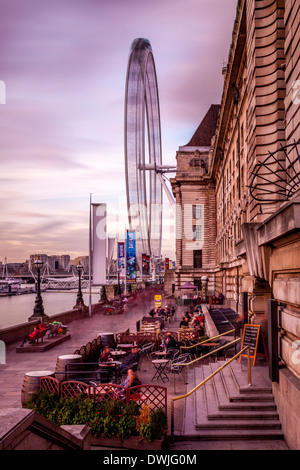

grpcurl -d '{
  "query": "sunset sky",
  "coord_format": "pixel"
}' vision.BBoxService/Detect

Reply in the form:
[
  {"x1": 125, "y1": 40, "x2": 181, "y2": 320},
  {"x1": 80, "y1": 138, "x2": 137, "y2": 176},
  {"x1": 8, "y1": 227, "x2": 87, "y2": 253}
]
[{"x1": 0, "y1": 0, "x2": 237, "y2": 263}]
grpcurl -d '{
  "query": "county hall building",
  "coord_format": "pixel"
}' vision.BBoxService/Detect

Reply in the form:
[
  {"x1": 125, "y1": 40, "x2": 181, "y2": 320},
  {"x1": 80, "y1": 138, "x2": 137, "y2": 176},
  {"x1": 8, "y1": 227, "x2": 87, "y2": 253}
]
[{"x1": 171, "y1": 0, "x2": 300, "y2": 449}]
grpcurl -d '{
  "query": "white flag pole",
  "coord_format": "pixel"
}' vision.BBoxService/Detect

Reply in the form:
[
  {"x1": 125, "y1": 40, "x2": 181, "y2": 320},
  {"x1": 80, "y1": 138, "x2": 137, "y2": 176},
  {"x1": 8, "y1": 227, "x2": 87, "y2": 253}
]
[
  {"x1": 88, "y1": 193, "x2": 92, "y2": 317},
  {"x1": 124, "y1": 227, "x2": 127, "y2": 296}
]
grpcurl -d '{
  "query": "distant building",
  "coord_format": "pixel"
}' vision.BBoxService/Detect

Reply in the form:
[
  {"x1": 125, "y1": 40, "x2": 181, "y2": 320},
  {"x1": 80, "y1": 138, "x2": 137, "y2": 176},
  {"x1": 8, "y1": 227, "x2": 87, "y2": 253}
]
[
  {"x1": 170, "y1": 104, "x2": 220, "y2": 299},
  {"x1": 29, "y1": 254, "x2": 48, "y2": 267},
  {"x1": 70, "y1": 256, "x2": 89, "y2": 273},
  {"x1": 30, "y1": 253, "x2": 70, "y2": 273}
]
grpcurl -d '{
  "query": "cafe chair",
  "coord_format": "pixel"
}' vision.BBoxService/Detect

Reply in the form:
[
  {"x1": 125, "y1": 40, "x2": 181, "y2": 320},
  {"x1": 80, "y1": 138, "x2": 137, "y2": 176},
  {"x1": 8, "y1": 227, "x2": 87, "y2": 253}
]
[
  {"x1": 169, "y1": 355, "x2": 189, "y2": 381},
  {"x1": 209, "y1": 338, "x2": 235, "y2": 362}
]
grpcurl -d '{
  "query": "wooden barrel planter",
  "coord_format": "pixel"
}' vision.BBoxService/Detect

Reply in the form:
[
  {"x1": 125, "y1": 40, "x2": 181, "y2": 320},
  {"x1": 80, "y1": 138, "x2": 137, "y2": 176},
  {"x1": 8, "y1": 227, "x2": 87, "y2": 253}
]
[
  {"x1": 97, "y1": 332, "x2": 116, "y2": 349},
  {"x1": 55, "y1": 354, "x2": 83, "y2": 381},
  {"x1": 21, "y1": 370, "x2": 54, "y2": 408}
]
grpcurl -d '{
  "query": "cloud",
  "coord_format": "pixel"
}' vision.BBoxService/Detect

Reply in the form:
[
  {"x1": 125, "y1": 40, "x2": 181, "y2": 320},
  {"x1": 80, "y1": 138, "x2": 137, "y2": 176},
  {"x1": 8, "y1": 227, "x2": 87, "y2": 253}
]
[{"x1": 0, "y1": 0, "x2": 238, "y2": 261}]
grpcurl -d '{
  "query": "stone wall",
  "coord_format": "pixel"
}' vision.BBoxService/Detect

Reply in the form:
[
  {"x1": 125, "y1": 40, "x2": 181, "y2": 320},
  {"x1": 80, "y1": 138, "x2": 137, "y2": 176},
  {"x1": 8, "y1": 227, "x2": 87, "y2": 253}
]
[
  {"x1": 273, "y1": 368, "x2": 300, "y2": 450},
  {"x1": 0, "y1": 302, "x2": 104, "y2": 346},
  {"x1": 0, "y1": 408, "x2": 91, "y2": 450}
]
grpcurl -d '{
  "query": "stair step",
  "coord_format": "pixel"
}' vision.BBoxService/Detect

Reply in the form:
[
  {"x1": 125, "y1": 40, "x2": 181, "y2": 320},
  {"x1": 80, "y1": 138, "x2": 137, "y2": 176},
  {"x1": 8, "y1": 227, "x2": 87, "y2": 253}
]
[
  {"x1": 207, "y1": 410, "x2": 279, "y2": 420},
  {"x1": 229, "y1": 394, "x2": 274, "y2": 402},
  {"x1": 186, "y1": 359, "x2": 284, "y2": 442},
  {"x1": 219, "y1": 402, "x2": 277, "y2": 411},
  {"x1": 229, "y1": 359, "x2": 272, "y2": 392},
  {"x1": 195, "y1": 420, "x2": 281, "y2": 430},
  {"x1": 174, "y1": 429, "x2": 285, "y2": 441}
]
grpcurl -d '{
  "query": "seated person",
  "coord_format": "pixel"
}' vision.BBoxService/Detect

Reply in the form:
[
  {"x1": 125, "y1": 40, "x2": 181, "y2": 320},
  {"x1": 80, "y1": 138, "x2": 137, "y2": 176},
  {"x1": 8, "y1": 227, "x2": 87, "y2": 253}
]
[
  {"x1": 120, "y1": 368, "x2": 141, "y2": 389},
  {"x1": 180, "y1": 316, "x2": 190, "y2": 328},
  {"x1": 186, "y1": 311, "x2": 192, "y2": 321},
  {"x1": 98, "y1": 346, "x2": 114, "y2": 382},
  {"x1": 20, "y1": 325, "x2": 41, "y2": 347},
  {"x1": 99, "y1": 346, "x2": 112, "y2": 363},
  {"x1": 119, "y1": 346, "x2": 140, "y2": 374},
  {"x1": 163, "y1": 331, "x2": 177, "y2": 350},
  {"x1": 115, "y1": 369, "x2": 142, "y2": 399},
  {"x1": 191, "y1": 315, "x2": 200, "y2": 327}
]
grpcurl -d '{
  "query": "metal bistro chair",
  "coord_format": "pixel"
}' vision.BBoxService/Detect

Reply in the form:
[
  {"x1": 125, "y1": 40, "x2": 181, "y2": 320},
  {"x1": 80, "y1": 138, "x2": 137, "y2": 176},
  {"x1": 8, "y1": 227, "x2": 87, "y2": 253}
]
[
  {"x1": 140, "y1": 343, "x2": 155, "y2": 360},
  {"x1": 169, "y1": 355, "x2": 189, "y2": 381},
  {"x1": 167, "y1": 348, "x2": 180, "y2": 360},
  {"x1": 209, "y1": 338, "x2": 236, "y2": 362},
  {"x1": 177, "y1": 353, "x2": 191, "y2": 362}
]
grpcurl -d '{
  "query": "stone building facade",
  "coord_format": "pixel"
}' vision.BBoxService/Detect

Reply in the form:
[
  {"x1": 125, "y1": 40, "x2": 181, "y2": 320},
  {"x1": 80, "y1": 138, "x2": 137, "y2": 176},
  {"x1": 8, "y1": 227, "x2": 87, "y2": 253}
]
[
  {"x1": 172, "y1": 0, "x2": 300, "y2": 449},
  {"x1": 171, "y1": 105, "x2": 220, "y2": 299}
]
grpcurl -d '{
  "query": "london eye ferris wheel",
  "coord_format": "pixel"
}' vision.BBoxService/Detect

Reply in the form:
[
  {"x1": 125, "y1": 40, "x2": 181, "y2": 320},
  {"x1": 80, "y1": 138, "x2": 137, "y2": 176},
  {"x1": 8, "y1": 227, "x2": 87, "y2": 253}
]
[{"x1": 124, "y1": 38, "x2": 176, "y2": 274}]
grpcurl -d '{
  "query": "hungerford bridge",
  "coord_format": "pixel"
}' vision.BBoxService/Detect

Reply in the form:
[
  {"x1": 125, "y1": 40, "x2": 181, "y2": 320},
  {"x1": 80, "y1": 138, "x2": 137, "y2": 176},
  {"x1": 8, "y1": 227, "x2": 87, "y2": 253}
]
[{"x1": 2, "y1": 274, "x2": 90, "y2": 290}]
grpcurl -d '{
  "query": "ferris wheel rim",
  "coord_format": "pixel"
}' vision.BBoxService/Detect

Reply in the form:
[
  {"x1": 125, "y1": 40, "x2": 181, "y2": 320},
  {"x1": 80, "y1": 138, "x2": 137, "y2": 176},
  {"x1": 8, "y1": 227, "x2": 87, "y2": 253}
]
[{"x1": 124, "y1": 38, "x2": 163, "y2": 261}]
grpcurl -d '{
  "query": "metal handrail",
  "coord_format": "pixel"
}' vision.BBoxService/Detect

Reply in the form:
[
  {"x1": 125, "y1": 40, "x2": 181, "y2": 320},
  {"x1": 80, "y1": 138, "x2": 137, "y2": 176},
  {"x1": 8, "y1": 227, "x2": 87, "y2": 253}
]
[
  {"x1": 170, "y1": 345, "x2": 251, "y2": 439},
  {"x1": 179, "y1": 329, "x2": 237, "y2": 354},
  {"x1": 171, "y1": 337, "x2": 240, "y2": 394},
  {"x1": 175, "y1": 337, "x2": 240, "y2": 368}
]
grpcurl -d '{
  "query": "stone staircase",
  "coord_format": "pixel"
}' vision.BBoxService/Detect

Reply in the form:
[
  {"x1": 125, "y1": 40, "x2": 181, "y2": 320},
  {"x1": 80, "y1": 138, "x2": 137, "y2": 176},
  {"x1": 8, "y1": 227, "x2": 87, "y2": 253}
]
[{"x1": 179, "y1": 358, "x2": 284, "y2": 441}]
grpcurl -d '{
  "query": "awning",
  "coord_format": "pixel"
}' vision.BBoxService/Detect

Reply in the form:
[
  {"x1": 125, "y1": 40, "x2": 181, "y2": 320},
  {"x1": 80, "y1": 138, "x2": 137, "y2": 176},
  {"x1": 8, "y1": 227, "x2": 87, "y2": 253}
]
[{"x1": 178, "y1": 282, "x2": 198, "y2": 290}]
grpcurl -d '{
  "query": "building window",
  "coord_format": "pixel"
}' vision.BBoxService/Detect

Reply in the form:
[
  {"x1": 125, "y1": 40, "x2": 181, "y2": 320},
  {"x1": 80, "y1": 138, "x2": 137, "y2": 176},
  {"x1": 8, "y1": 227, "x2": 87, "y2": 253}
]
[
  {"x1": 193, "y1": 204, "x2": 204, "y2": 219},
  {"x1": 194, "y1": 278, "x2": 202, "y2": 290},
  {"x1": 193, "y1": 225, "x2": 203, "y2": 241},
  {"x1": 194, "y1": 250, "x2": 202, "y2": 269}
]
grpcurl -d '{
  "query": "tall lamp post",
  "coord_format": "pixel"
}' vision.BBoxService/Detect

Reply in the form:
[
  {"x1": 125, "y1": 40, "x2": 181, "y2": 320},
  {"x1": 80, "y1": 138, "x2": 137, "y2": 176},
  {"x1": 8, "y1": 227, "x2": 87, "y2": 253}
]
[
  {"x1": 116, "y1": 265, "x2": 123, "y2": 296},
  {"x1": 201, "y1": 276, "x2": 209, "y2": 303},
  {"x1": 28, "y1": 258, "x2": 49, "y2": 322},
  {"x1": 74, "y1": 263, "x2": 85, "y2": 309}
]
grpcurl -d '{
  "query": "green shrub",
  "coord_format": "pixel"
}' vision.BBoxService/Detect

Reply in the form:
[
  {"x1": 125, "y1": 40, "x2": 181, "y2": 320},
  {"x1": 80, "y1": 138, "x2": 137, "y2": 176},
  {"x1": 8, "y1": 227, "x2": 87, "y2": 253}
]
[
  {"x1": 149, "y1": 408, "x2": 168, "y2": 440},
  {"x1": 117, "y1": 401, "x2": 140, "y2": 439},
  {"x1": 26, "y1": 389, "x2": 60, "y2": 418},
  {"x1": 26, "y1": 390, "x2": 167, "y2": 440}
]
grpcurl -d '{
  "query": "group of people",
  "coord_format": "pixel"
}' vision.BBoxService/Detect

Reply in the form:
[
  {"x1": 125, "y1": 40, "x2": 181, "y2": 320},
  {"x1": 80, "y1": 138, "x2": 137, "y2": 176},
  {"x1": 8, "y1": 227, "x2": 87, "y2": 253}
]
[
  {"x1": 211, "y1": 293, "x2": 225, "y2": 305},
  {"x1": 98, "y1": 344, "x2": 142, "y2": 384},
  {"x1": 149, "y1": 305, "x2": 175, "y2": 321},
  {"x1": 179, "y1": 307, "x2": 205, "y2": 331},
  {"x1": 19, "y1": 321, "x2": 48, "y2": 347}
]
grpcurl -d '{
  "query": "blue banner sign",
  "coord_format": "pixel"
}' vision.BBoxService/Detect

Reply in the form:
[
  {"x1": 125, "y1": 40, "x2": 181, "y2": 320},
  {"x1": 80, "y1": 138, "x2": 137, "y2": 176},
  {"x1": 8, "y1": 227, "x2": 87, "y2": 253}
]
[{"x1": 126, "y1": 230, "x2": 136, "y2": 282}]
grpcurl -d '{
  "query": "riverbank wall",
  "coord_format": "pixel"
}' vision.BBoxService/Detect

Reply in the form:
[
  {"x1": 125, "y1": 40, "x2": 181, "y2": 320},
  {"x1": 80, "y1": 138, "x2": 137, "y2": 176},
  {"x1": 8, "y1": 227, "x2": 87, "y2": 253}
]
[{"x1": 0, "y1": 302, "x2": 105, "y2": 346}]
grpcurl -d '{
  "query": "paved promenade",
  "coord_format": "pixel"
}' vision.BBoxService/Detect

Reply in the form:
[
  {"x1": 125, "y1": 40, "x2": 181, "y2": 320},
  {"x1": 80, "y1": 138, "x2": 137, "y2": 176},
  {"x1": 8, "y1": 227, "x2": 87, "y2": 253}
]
[
  {"x1": 0, "y1": 292, "x2": 290, "y2": 450},
  {"x1": 0, "y1": 292, "x2": 165, "y2": 409}
]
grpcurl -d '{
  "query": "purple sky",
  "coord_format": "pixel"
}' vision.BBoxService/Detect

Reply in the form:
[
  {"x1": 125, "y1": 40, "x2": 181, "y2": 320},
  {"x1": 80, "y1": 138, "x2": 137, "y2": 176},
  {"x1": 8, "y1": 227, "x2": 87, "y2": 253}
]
[{"x1": 0, "y1": 0, "x2": 237, "y2": 263}]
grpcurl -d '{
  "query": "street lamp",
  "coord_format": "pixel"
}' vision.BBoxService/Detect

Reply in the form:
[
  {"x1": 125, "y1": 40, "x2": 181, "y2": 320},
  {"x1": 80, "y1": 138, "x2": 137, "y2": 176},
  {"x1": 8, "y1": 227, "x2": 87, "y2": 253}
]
[
  {"x1": 74, "y1": 263, "x2": 85, "y2": 309},
  {"x1": 116, "y1": 264, "x2": 123, "y2": 296},
  {"x1": 28, "y1": 258, "x2": 49, "y2": 321},
  {"x1": 201, "y1": 276, "x2": 209, "y2": 302}
]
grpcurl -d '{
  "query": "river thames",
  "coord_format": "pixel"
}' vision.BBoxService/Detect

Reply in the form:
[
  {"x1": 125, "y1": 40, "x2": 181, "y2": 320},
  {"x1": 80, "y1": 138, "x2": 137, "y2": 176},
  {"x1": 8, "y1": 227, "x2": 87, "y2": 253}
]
[{"x1": 0, "y1": 290, "x2": 101, "y2": 329}]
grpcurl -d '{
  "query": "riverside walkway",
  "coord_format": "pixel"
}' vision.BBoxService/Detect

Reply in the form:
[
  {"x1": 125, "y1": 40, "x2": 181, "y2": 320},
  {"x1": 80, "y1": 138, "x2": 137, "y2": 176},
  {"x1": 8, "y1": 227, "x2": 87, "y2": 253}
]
[
  {"x1": 0, "y1": 291, "x2": 166, "y2": 409},
  {"x1": 0, "y1": 291, "x2": 289, "y2": 450}
]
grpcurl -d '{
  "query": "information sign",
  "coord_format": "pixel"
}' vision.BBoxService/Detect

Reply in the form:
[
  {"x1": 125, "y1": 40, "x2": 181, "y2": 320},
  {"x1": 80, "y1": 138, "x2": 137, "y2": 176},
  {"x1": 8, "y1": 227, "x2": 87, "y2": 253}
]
[
  {"x1": 154, "y1": 295, "x2": 162, "y2": 309},
  {"x1": 239, "y1": 324, "x2": 260, "y2": 366}
]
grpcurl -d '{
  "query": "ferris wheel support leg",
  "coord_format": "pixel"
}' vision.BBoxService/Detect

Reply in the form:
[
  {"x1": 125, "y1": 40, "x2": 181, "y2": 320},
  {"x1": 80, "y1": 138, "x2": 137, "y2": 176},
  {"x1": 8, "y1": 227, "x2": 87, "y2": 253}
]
[{"x1": 157, "y1": 173, "x2": 176, "y2": 214}]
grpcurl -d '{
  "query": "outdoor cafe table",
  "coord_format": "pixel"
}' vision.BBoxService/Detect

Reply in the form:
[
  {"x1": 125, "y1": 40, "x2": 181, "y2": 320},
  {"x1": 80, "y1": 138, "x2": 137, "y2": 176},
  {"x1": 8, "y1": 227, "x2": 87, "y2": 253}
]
[
  {"x1": 151, "y1": 359, "x2": 169, "y2": 383},
  {"x1": 117, "y1": 344, "x2": 134, "y2": 350},
  {"x1": 98, "y1": 361, "x2": 121, "y2": 383},
  {"x1": 110, "y1": 350, "x2": 126, "y2": 358},
  {"x1": 153, "y1": 350, "x2": 170, "y2": 358}
]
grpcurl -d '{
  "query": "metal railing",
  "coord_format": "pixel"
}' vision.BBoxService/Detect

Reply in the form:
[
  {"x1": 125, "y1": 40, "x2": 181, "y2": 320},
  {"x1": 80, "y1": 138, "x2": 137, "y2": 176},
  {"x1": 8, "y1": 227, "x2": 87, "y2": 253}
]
[
  {"x1": 172, "y1": 335, "x2": 240, "y2": 394},
  {"x1": 170, "y1": 345, "x2": 251, "y2": 439},
  {"x1": 179, "y1": 329, "x2": 237, "y2": 355}
]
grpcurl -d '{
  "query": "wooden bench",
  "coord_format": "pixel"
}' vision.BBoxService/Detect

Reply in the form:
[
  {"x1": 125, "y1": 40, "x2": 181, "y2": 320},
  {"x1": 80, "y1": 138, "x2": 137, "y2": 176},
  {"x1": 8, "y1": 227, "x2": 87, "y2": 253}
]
[
  {"x1": 47, "y1": 323, "x2": 61, "y2": 338},
  {"x1": 16, "y1": 332, "x2": 71, "y2": 353}
]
